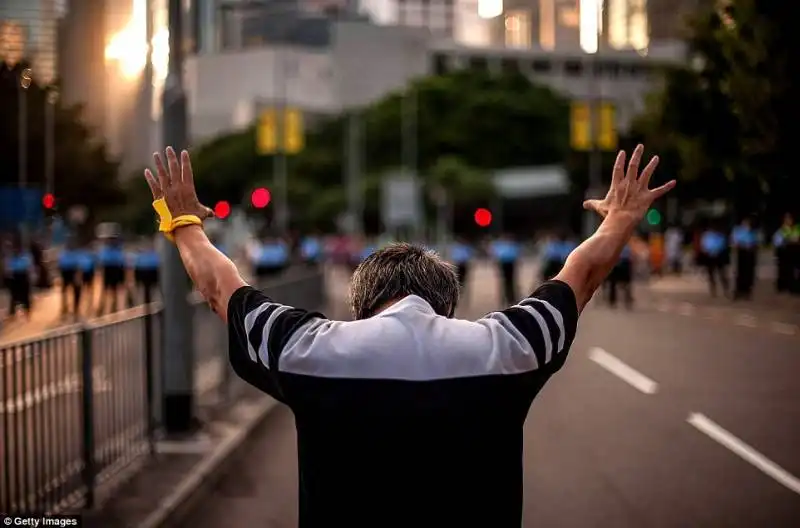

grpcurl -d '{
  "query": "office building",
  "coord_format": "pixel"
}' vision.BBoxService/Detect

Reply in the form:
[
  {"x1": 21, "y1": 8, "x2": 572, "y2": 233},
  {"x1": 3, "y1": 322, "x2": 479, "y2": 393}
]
[{"x1": 0, "y1": 0, "x2": 64, "y2": 84}]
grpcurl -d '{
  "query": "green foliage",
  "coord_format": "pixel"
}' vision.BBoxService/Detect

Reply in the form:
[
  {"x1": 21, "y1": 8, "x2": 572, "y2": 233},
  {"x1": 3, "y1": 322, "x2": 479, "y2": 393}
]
[
  {"x1": 0, "y1": 62, "x2": 124, "y2": 223},
  {"x1": 631, "y1": 1, "x2": 796, "y2": 221},
  {"x1": 184, "y1": 69, "x2": 569, "y2": 232}
]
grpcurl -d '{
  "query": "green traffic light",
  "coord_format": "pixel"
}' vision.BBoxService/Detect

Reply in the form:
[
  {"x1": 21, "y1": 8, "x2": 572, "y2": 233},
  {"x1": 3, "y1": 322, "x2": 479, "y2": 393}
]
[{"x1": 646, "y1": 209, "x2": 661, "y2": 226}]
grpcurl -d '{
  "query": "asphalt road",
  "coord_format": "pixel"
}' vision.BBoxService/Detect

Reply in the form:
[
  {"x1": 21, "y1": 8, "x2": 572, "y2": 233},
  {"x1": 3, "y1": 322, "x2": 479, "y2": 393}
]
[{"x1": 183, "y1": 261, "x2": 800, "y2": 527}]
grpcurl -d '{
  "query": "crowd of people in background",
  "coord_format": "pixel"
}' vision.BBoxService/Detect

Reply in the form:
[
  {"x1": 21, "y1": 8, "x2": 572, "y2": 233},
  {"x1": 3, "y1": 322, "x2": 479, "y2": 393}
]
[{"x1": 1, "y1": 212, "x2": 797, "y2": 325}]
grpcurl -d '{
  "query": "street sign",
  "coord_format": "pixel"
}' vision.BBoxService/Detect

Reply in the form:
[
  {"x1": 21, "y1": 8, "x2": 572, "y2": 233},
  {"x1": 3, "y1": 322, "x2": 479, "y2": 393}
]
[
  {"x1": 257, "y1": 107, "x2": 304, "y2": 155},
  {"x1": 381, "y1": 172, "x2": 422, "y2": 230},
  {"x1": 570, "y1": 101, "x2": 617, "y2": 151}
]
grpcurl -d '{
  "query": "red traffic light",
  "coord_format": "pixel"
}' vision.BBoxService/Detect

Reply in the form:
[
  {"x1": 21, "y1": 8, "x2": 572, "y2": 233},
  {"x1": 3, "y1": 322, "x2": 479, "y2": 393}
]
[
  {"x1": 251, "y1": 187, "x2": 271, "y2": 209},
  {"x1": 214, "y1": 200, "x2": 231, "y2": 219},
  {"x1": 42, "y1": 193, "x2": 55, "y2": 209},
  {"x1": 474, "y1": 208, "x2": 492, "y2": 227}
]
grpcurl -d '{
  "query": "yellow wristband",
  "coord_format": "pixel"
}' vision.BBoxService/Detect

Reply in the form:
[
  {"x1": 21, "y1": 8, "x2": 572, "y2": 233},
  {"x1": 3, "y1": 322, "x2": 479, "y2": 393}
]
[{"x1": 152, "y1": 198, "x2": 204, "y2": 242}]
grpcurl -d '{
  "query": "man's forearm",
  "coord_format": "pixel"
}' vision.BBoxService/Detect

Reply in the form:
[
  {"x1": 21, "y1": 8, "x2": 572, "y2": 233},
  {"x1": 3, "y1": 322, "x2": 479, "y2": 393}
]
[
  {"x1": 172, "y1": 226, "x2": 246, "y2": 320},
  {"x1": 558, "y1": 212, "x2": 638, "y2": 309}
]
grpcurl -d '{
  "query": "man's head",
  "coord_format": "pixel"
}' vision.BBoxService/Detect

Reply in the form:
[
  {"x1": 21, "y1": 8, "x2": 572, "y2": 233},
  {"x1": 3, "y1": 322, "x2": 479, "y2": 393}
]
[
  {"x1": 784, "y1": 213, "x2": 794, "y2": 226},
  {"x1": 349, "y1": 243, "x2": 459, "y2": 320}
]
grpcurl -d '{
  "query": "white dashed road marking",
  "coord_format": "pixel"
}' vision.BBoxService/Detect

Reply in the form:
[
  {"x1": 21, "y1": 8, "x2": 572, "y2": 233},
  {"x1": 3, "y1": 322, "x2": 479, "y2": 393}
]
[
  {"x1": 588, "y1": 347, "x2": 659, "y2": 395},
  {"x1": 688, "y1": 413, "x2": 800, "y2": 496},
  {"x1": 769, "y1": 322, "x2": 798, "y2": 336}
]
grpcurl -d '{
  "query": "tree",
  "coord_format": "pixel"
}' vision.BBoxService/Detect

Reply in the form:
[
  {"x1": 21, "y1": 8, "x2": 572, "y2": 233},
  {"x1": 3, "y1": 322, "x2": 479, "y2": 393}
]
[
  {"x1": 631, "y1": 1, "x2": 796, "y2": 223},
  {"x1": 716, "y1": 0, "x2": 799, "y2": 221},
  {"x1": 181, "y1": 69, "x2": 569, "y2": 233},
  {"x1": 0, "y1": 62, "x2": 124, "y2": 226}
]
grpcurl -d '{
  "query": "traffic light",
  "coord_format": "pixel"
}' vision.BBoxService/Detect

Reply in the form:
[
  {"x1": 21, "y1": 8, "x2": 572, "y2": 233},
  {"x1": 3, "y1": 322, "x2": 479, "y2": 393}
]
[
  {"x1": 214, "y1": 200, "x2": 231, "y2": 220},
  {"x1": 474, "y1": 208, "x2": 492, "y2": 228},
  {"x1": 251, "y1": 187, "x2": 271, "y2": 209},
  {"x1": 42, "y1": 193, "x2": 55, "y2": 209},
  {"x1": 646, "y1": 208, "x2": 661, "y2": 226}
]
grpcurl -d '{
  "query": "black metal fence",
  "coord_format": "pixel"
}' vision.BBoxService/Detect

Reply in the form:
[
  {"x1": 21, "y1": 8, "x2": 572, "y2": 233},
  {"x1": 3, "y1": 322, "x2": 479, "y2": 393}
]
[{"x1": 0, "y1": 269, "x2": 326, "y2": 515}]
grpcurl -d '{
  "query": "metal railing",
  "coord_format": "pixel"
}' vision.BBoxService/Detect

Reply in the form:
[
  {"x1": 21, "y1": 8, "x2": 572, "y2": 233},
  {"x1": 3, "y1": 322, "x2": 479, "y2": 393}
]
[{"x1": 0, "y1": 269, "x2": 326, "y2": 515}]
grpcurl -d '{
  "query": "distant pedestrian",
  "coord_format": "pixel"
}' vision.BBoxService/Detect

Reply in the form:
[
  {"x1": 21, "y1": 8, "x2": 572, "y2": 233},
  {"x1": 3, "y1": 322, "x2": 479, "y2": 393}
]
[
  {"x1": 490, "y1": 234, "x2": 520, "y2": 305},
  {"x1": 57, "y1": 238, "x2": 82, "y2": 316},
  {"x1": 773, "y1": 213, "x2": 799, "y2": 294},
  {"x1": 664, "y1": 225, "x2": 684, "y2": 275},
  {"x1": 731, "y1": 217, "x2": 759, "y2": 300},
  {"x1": 133, "y1": 238, "x2": 160, "y2": 305},
  {"x1": 98, "y1": 236, "x2": 127, "y2": 314},
  {"x1": 76, "y1": 243, "x2": 97, "y2": 315},
  {"x1": 5, "y1": 237, "x2": 33, "y2": 319},
  {"x1": 700, "y1": 224, "x2": 729, "y2": 297},
  {"x1": 449, "y1": 238, "x2": 473, "y2": 291},
  {"x1": 606, "y1": 244, "x2": 634, "y2": 309}
]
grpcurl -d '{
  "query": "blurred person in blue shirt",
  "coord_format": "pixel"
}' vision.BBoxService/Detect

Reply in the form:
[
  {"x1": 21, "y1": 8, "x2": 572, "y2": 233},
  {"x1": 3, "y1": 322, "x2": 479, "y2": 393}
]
[
  {"x1": 133, "y1": 237, "x2": 160, "y2": 305},
  {"x1": 76, "y1": 243, "x2": 97, "y2": 315},
  {"x1": 4, "y1": 236, "x2": 34, "y2": 319},
  {"x1": 450, "y1": 239, "x2": 474, "y2": 291},
  {"x1": 301, "y1": 234, "x2": 323, "y2": 267},
  {"x1": 606, "y1": 244, "x2": 634, "y2": 309},
  {"x1": 540, "y1": 231, "x2": 575, "y2": 283},
  {"x1": 490, "y1": 234, "x2": 521, "y2": 306},
  {"x1": 700, "y1": 223, "x2": 730, "y2": 297},
  {"x1": 252, "y1": 236, "x2": 289, "y2": 280},
  {"x1": 98, "y1": 236, "x2": 128, "y2": 314},
  {"x1": 731, "y1": 216, "x2": 759, "y2": 300},
  {"x1": 58, "y1": 237, "x2": 83, "y2": 316}
]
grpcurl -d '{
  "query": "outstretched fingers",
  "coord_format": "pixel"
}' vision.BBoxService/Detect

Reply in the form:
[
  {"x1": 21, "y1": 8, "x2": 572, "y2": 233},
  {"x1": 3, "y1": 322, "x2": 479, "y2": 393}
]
[
  {"x1": 611, "y1": 150, "x2": 626, "y2": 186},
  {"x1": 180, "y1": 150, "x2": 195, "y2": 185},
  {"x1": 143, "y1": 169, "x2": 163, "y2": 200},
  {"x1": 649, "y1": 180, "x2": 677, "y2": 201},
  {"x1": 166, "y1": 147, "x2": 181, "y2": 183},
  {"x1": 637, "y1": 155, "x2": 660, "y2": 190},
  {"x1": 153, "y1": 151, "x2": 170, "y2": 191}
]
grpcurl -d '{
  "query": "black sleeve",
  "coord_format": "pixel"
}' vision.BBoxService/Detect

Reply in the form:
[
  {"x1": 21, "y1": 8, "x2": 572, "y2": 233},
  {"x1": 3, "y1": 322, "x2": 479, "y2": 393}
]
[
  {"x1": 226, "y1": 285, "x2": 324, "y2": 404},
  {"x1": 494, "y1": 280, "x2": 579, "y2": 377}
]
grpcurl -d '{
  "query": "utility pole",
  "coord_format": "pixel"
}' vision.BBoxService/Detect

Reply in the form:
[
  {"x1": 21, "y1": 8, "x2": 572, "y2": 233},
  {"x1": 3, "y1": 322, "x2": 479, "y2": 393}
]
[
  {"x1": 19, "y1": 68, "x2": 30, "y2": 244},
  {"x1": 161, "y1": 0, "x2": 197, "y2": 435},
  {"x1": 345, "y1": 111, "x2": 364, "y2": 237},
  {"x1": 583, "y1": 22, "x2": 603, "y2": 239},
  {"x1": 273, "y1": 50, "x2": 289, "y2": 236},
  {"x1": 401, "y1": 56, "x2": 420, "y2": 240}
]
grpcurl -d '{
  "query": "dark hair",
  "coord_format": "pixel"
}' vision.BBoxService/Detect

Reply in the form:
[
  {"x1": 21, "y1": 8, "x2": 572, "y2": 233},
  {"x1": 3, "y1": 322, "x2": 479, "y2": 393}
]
[{"x1": 348, "y1": 243, "x2": 459, "y2": 320}]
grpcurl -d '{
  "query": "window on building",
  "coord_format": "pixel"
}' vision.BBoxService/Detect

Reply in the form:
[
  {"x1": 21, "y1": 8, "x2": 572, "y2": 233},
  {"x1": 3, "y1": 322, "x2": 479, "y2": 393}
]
[
  {"x1": 468, "y1": 56, "x2": 489, "y2": 72},
  {"x1": 433, "y1": 53, "x2": 448, "y2": 75},
  {"x1": 559, "y1": 6, "x2": 579, "y2": 28},
  {"x1": 531, "y1": 59, "x2": 552, "y2": 73},
  {"x1": 501, "y1": 58, "x2": 520, "y2": 74},
  {"x1": 504, "y1": 10, "x2": 531, "y2": 49},
  {"x1": 564, "y1": 60, "x2": 584, "y2": 76}
]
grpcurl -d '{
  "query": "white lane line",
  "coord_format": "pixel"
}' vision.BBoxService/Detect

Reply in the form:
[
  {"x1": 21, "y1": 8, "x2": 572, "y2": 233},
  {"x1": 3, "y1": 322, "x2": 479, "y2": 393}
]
[
  {"x1": 769, "y1": 322, "x2": 798, "y2": 336},
  {"x1": 588, "y1": 347, "x2": 658, "y2": 395},
  {"x1": 734, "y1": 314, "x2": 758, "y2": 328},
  {"x1": 688, "y1": 413, "x2": 800, "y2": 495}
]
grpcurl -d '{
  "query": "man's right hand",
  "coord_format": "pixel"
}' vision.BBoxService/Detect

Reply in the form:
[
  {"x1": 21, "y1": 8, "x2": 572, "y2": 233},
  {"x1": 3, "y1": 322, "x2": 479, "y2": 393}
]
[{"x1": 582, "y1": 144, "x2": 675, "y2": 222}]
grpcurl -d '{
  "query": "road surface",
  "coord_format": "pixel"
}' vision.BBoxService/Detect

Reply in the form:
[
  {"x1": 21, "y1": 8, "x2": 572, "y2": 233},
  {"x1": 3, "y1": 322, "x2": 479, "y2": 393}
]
[{"x1": 183, "y1": 261, "x2": 800, "y2": 527}]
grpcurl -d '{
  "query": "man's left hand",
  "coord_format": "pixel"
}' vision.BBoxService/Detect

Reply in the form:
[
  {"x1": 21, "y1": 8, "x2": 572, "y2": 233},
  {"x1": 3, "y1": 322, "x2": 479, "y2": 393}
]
[{"x1": 144, "y1": 147, "x2": 213, "y2": 221}]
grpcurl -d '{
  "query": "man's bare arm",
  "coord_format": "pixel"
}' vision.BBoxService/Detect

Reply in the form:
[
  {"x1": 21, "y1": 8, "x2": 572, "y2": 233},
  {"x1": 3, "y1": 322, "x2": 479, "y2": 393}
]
[
  {"x1": 173, "y1": 225, "x2": 246, "y2": 322},
  {"x1": 554, "y1": 212, "x2": 637, "y2": 311}
]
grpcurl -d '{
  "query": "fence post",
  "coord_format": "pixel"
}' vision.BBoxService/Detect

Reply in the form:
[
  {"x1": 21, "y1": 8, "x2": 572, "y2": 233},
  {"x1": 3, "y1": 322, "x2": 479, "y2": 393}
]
[
  {"x1": 79, "y1": 325, "x2": 96, "y2": 509},
  {"x1": 143, "y1": 305, "x2": 156, "y2": 455}
]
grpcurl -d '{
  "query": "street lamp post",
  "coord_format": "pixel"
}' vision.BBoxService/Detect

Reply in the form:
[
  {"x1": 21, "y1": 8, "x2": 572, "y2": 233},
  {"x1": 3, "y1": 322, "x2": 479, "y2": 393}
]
[
  {"x1": 19, "y1": 68, "x2": 32, "y2": 244},
  {"x1": 45, "y1": 86, "x2": 58, "y2": 197}
]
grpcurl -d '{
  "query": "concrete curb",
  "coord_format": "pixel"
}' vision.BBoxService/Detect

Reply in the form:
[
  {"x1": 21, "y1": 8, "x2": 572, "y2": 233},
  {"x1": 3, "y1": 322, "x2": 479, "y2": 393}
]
[{"x1": 136, "y1": 397, "x2": 281, "y2": 528}]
